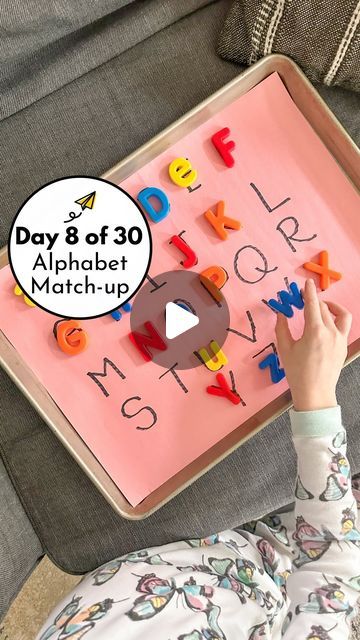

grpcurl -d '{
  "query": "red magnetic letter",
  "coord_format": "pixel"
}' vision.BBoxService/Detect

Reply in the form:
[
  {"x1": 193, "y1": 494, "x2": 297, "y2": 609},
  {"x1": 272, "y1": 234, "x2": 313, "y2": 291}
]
[
  {"x1": 206, "y1": 373, "x2": 241, "y2": 405},
  {"x1": 170, "y1": 233, "x2": 198, "y2": 268},
  {"x1": 129, "y1": 321, "x2": 167, "y2": 362},
  {"x1": 211, "y1": 127, "x2": 236, "y2": 168}
]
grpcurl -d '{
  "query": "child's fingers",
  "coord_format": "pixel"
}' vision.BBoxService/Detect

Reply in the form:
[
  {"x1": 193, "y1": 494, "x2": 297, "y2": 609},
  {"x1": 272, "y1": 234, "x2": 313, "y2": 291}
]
[
  {"x1": 319, "y1": 300, "x2": 335, "y2": 330},
  {"x1": 303, "y1": 278, "x2": 322, "y2": 330},
  {"x1": 275, "y1": 312, "x2": 294, "y2": 351},
  {"x1": 323, "y1": 300, "x2": 352, "y2": 337}
]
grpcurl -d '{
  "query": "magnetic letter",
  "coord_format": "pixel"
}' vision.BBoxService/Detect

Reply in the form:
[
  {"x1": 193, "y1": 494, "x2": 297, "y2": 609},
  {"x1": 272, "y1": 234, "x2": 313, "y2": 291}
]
[
  {"x1": 303, "y1": 250, "x2": 342, "y2": 290},
  {"x1": 211, "y1": 127, "x2": 235, "y2": 168},
  {"x1": 259, "y1": 353, "x2": 285, "y2": 384},
  {"x1": 204, "y1": 201, "x2": 241, "y2": 240},
  {"x1": 267, "y1": 282, "x2": 304, "y2": 318},
  {"x1": 196, "y1": 340, "x2": 228, "y2": 371},
  {"x1": 111, "y1": 302, "x2": 132, "y2": 321},
  {"x1": 56, "y1": 320, "x2": 89, "y2": 355},
  {"x1": 200, "y1": 266, "x2": 228, "y2": 290},
  {"x1": 170, "y1": 232, "x2": 198, "y2": 268},
  {"x1": 137, "y1": 187, "x2": 170, "y2": 223},
  {"x1": 206, "y1": 372, "x2": 242, "y2": 405},
  {"x1": 129, "y1": 321, "x2": 167, "y2": 362},
  {"x1": 169, "y1": 158, "x2": 197, "y2": 188},
  {"x1": 199, "y1": 275, "x2": 224, "y2": 304},
  {"x1": 13, "y1": 284, "x2": 36, "y2": 307}
]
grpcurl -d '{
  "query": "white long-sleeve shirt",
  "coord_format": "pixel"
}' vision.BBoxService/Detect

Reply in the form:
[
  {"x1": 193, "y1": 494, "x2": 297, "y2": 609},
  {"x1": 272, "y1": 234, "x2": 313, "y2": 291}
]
[{"x1": 37, "y1": 407, "x2": 360, "y2": 640}]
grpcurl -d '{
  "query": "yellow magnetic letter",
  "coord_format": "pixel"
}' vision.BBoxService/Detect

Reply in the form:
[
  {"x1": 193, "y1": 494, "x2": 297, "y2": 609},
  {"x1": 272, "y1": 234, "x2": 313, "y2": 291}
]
[
  {"x1": 14, "y1": 284, "x2": 36, "y2": 307},
  {"x1": 169, "y1": 157, "x2": 197, "y2": 188},
  {"x1": 197, "y1": 340, "x2": 228, "y2": 371}
]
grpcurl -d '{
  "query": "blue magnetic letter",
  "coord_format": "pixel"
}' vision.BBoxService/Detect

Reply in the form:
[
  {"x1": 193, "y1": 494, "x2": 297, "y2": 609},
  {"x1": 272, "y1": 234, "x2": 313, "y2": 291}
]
[
  {"x1": 259, "y1": 353, "x2": 285, "y2": 384},
  {"x1": 111, "y1": 302, "x2": 132, "y2": 321},
  {"x1": 267, "y1": 282, "x2": 304, "y2": 318},
  {"x1": 137, "y1": 187, "x2": 170, "y2": 223}
]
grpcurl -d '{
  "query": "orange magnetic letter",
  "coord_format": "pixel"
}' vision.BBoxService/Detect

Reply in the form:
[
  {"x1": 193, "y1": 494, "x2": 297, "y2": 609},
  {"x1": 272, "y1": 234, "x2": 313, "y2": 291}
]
[
  {"x1": 204, "y1": 201, "x2": 241, "y2": 240},
  {"x1": 303, "y1": 250, "x2": 342, "y2": 290},
  {"x1": 56, "y1": 320, "x2": 89, "y2": 355},
  {"x1": 200, "y1": 266, "x2": 228, "y2": 290}
]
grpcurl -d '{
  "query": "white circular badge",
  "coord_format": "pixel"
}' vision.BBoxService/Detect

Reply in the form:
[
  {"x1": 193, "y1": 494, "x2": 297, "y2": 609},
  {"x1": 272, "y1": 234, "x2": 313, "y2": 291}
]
[{"x1": 9, "y1": 176, "x2": 152, "y2": 319}]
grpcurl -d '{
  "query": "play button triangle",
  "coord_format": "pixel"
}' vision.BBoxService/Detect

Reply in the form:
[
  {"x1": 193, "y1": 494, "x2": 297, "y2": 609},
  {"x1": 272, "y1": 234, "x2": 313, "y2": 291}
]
[{"x1": 165, "y1": 302, "x2": 199, "y2": 340}]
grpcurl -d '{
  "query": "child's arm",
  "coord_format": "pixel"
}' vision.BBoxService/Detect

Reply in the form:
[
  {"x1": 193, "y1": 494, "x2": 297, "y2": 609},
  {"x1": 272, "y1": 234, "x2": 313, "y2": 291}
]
[{"x1": 276, "y1": 279, "x2": 359, "y2": 639}]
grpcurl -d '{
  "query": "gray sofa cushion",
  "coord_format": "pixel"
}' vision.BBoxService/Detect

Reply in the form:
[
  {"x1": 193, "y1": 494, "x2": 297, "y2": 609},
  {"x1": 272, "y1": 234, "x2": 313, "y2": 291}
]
[
  {"x1": 0, "y1": 456, "x2": 43, "y2": 620},
  {"x1": 217, "y1": 0, "x2": 360, "y2": 92},
  {"x1": 0, "y1": 0, "x2": 214, "y2": 120},
  {"x1": 0, "y1": 0, "x2": 359, "y2": 574}
]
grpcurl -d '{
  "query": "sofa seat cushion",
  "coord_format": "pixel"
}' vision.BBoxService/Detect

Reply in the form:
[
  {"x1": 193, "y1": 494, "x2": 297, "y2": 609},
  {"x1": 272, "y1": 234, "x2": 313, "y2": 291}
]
[
  {"x1": 0, "y1": 0, "x2": 215, "y2": 120},
  {"x1": 0, "y1": 456, "x2": 43, "y2": 620}
]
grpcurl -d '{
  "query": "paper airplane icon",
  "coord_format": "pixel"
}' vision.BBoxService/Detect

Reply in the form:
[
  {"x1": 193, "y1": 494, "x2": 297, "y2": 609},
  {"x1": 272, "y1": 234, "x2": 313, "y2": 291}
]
[
  {"x1": 165, "y1": 301, "x2": 199, "y2": 340},
  {"x1": 75, "y1": 191, "x2": 96, "y2": 210}
]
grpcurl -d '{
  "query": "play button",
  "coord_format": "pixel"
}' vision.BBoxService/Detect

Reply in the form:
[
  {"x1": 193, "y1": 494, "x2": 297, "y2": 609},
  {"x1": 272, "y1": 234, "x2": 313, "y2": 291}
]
[
  {"x1": 165, "y1": 302, "x2": 199, "y2": 339},
  {"x1": 130, "y1": 270, "x2": 230, "y2": 370}
]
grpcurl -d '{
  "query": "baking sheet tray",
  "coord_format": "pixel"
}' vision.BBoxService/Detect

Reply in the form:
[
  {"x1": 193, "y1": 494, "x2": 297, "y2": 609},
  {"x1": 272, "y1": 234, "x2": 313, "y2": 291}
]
[{"x1": 1, "y1": 54, "x2": 359, "y2": 519}]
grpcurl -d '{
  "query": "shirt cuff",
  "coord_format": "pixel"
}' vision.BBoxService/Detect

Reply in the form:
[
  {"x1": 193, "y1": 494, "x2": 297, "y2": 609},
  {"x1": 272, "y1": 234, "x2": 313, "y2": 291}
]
[{"x1": 290, "y1": 405, "x2": 342, "y2": 438}]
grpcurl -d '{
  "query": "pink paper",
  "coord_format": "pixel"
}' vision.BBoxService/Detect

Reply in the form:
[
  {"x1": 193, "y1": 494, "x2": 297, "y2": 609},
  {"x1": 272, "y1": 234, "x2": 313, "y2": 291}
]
[{"x1": 1, "y1": 73, "x2": 359, "y2": 506}]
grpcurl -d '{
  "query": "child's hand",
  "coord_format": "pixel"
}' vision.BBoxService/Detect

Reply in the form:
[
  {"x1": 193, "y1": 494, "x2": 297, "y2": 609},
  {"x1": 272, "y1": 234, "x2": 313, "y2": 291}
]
[{"x1": 275, "y1": 278, "x2": 352, "y2": 412}]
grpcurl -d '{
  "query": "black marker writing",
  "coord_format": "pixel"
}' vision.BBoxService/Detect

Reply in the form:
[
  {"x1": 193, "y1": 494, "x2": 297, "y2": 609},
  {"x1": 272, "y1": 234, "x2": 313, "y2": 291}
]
[
  {"x1": 87, "y1": 357, "x2": 126, "y2": 398},
  {"x1": 234, "y1": 245, "x2": 278, "y2": 284},
  {"x1": 187, "y1": 183, "x2": 202, "y2": 193},
  {"x1": 227, "y1": 310, "x2": 257, "y2": 343},
  {"x1": 252, "y1": 342, "x2": 279, "y2": 359},
  {"x1": 276, "y1": 216, "x2": 317, "y2": 253},
  {"x1": 229, "y1": 370, "x2": 246, "y2": 406},
  {"x1": 173, "y1": 298, "x2": 197, "y2": 316},
  {"x1": 159, "y1": 363, "x2": 188, "y2": 394},
  {"x1": 121, "y1": 396, "x2": 157, "y2": 430},
  {"x1": 250, "y1": 183, "x2": 290, "y2": 213},
  {"x1": 146, "y1": 274, "x2": 167, "y2": 293}
]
